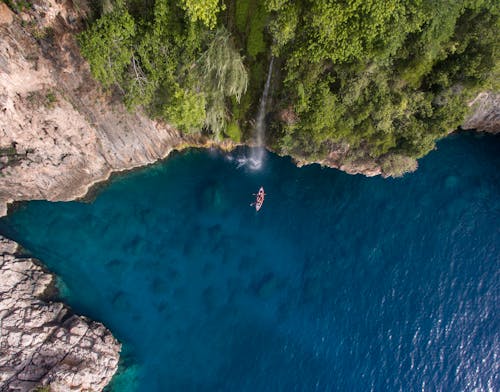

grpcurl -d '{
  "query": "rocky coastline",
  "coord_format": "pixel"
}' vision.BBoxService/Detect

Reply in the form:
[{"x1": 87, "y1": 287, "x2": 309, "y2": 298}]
[
  {"x1": 286, "y1": 91, "x2": 500, "y2": 178},
  {"x1": 0, "y1": 0, "x2": 498, "y2": 391},
  {"x1": 0, "y1": 236, "x2": 120, "y2": 391},
  {"x1": 463, "y1": 92, "x2": 500, "y2": 134}
]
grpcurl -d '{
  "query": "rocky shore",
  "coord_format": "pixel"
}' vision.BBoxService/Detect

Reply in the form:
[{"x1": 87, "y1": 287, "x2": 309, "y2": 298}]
[
  {"x1": 0, "y1": 236, "x2": 120, "y2": 391},
  {"x1": 290, "y1": 92, "x2": 500, "y2": 178},
  {"x1": 463, "y1": 92, "x2": 500, "y2": 134},
  {"x1": 0, "y1": 0, "x2": 498, "y2": 390}
]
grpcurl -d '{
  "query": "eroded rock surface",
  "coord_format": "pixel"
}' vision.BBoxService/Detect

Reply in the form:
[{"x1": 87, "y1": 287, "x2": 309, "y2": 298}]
[
  {"x1": 0, "y1": 236, "x2": 120, "y2": 391},
  {"x1": 0, "y1": 0, "x2": 183, "y2": 217},
  {"x1": 463, "y1": 92, "x2": 500, "y2": 133}
]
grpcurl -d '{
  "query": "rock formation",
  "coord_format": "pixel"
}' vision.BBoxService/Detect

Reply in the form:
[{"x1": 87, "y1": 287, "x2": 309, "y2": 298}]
[
  {"x1": 0, "y1": 236, "x2": 120, "y2": 391},
  {"x1": 463, "y1": 92, "x2": 500, "y2": 133},
  {"x1": 0, "y1": 0, "x2": 184, "y2": 217}
]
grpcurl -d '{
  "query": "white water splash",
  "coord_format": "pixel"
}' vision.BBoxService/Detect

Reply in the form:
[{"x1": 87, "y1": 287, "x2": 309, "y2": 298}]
[{"x1": 225, "y1": 154, "x2": 263, "y2": 171}]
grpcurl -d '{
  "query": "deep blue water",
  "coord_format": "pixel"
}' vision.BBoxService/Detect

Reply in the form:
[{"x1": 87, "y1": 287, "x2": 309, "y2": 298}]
[{"x1": 1, "y1": 132, "x2": 499, "y2": 391}]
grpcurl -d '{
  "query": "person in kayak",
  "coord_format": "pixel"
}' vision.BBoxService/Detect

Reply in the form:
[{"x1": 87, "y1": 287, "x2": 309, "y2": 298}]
[{"x1": 251, "y1": 187, "x2": 266, "y2": 211}]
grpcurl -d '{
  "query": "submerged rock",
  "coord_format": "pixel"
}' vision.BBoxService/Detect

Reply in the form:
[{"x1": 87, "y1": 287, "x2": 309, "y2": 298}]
[{"x1": 0, "y1": 236, "x2": 120, "y2": 391}]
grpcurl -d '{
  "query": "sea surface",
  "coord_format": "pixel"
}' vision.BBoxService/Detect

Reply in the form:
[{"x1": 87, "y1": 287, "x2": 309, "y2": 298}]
[{"x1": 1, "y1": 132, "x2": 499, "y2": 391}]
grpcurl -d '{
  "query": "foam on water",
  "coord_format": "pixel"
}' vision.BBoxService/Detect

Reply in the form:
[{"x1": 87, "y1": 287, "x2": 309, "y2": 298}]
[
  {"x1": 226, "y1": 148, "x2": 267, "y2": 171},
  {"x1": 0, "y1": 132, "x2": 499, "y2": 391}
]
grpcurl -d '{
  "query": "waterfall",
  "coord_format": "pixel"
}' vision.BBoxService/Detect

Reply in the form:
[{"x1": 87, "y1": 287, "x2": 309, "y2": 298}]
[{"x1": 248, "y1": 57, "x2": 274, "y2": 170}]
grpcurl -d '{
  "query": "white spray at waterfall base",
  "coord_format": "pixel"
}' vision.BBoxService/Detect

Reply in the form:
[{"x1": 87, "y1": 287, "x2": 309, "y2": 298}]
[{"x1": 243, "y1": 57, "x2": 274, "y2": 170}]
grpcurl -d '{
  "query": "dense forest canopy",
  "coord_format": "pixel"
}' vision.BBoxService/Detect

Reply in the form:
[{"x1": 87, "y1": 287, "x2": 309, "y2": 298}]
[{"x1": 78, "y1": 0, "x2": 499, "y2": 175}]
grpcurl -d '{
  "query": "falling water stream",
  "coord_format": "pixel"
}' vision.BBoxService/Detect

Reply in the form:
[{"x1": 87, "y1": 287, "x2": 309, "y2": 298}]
[{"x1": 247, "y1": 57, "x2": 274, "y2": 170}]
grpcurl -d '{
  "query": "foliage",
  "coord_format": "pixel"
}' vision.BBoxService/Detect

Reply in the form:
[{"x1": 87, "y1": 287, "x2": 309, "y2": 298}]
[
  {"x1": 235, "y1": 0, "x2": 250, "y2": 33},
  {"x1": 180, "y1": 0, "x2": 224, "y2": 29},
  {"x1": 32, "y1": 386, "x2": 51, "y2": 392},
  {"x1": 196, "y1": 28, "x2": 248, "y2": 102},
  {"x1": 267, "y1": 2, "x2": 298, "y2": 56},
  {"x1": 380, "y1": 154, "x2": 418, "y2": 177},
  {"x1": 268, "y1": 0, "x2": 499, "y2": 166},
  {"x1": 3, "y1": 0, "x2": 32, "y2": 13},
  {"x1": 195, "y1": 28, "x2": 248, "y2": 137},
  {"x1": 79, "y1": 0, "x2": 247, "y2": 135},
  {"x1": 163, "y1": 87, "x2": 206, "y2": 133},
  {"x1": 78, "y1": 5, "x2": 135, "y2": 87},
  {"x1": 225, "y1": 121, "x2": 242, "y2": 142},
  {"x1": 44, "y1": 91, "x2": 57, "y2": 109},
  {"x1": 31, "y1": 25, "x2": 55, "y2": 41},
  {"x1": 246, "y1": 2, "x2": 267, "y2": 58},
  {"x1": 77, "y1": 0, "x2": 499, "y2": 174}
]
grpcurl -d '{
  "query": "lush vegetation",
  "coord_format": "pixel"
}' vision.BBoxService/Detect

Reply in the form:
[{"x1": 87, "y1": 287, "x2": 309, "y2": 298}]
[
  {"x1": 269, "y1": 0, "x2": 499, "y2": 164},
  {"x1": 79, "y1": 0, "x2": 246, "y2": 137},
  {"x1": 78, "y1": 0, "x2": 499, "y2": 175}
]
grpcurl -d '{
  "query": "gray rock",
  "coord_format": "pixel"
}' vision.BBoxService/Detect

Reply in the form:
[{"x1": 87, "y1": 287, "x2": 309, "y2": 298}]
[
  {"x1": 0, "y1": 0, "x2": 184, "y2": 217},
  {"x1": 0, "y1": 236, "x2": 121, "y2": 391},
  {"x1": 463, "y1": 92, "x2": 500, "y2": 133}
]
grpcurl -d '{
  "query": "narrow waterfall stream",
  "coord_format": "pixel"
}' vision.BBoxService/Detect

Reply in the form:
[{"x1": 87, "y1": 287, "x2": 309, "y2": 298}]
[{"x1": 248, "y1": 57, "x2": 274, "y2": 170}]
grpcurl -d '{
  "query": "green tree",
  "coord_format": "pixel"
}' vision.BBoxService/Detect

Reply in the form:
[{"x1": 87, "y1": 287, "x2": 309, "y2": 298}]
[
  {"x1": 180, "y1": 0, "x2": 224, "y2": 29},
  {"x1": 195, "y1": 28, "x2": 248, "y2": 137},
  {"x1": 268, "y1": 0, "x2": 499, "y2": 168},
  {"x1": 78, "y1": 7, "x2": 135, "y2": 87},
  {"x1": 163, "y1": 87, "x2": 206, "y2": 133}
]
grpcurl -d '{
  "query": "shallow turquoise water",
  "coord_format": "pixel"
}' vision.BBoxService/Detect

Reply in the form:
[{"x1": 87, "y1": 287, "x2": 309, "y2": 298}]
[{"x1": 1, "y1": 132, "x2": 499, "y2": 391}]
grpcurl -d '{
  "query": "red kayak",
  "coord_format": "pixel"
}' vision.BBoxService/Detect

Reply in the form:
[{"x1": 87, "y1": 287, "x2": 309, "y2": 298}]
[{"x1": 251, "y1": 187, "x2": 266, "y2": 211}]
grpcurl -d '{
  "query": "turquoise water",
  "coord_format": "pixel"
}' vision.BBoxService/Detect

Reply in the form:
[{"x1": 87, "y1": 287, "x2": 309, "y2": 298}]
[{"x1": 1, "y1": 132, "x2": 499, "y2": 391}]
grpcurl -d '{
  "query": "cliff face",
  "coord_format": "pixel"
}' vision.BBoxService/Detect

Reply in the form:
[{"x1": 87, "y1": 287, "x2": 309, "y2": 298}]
[
  {"x1": 0, "y1": 236, "x2": 120, "y2": 391},
  {"x1": 0, "y1": 0, "x2": 184, "y2": 217},
  {"x1": 463, "y1": 92, "x2": 500, "y2": 133}
]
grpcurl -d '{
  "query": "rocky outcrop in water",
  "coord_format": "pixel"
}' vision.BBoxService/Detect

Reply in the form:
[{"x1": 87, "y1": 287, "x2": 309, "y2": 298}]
[{"x1": 0, "y1": 236, "x2": 120, "y2": 391}]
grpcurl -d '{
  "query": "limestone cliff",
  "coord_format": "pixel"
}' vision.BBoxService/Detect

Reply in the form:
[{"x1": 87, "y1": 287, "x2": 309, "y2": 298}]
[
  {"x1": 0, "y1": 0, "x2": 184, "y2": 217},
  {"x1": 0, "y1": 236, "x2": 120, "y2": 391}
]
